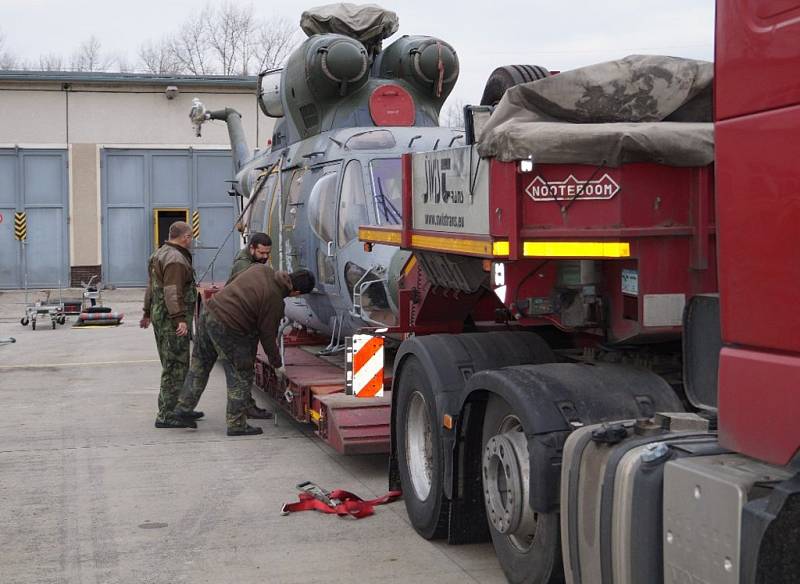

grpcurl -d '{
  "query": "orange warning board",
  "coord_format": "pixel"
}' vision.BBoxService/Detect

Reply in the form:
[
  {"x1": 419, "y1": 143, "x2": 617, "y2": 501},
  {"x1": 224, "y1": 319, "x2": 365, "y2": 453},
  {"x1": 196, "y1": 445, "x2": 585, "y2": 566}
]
[{"x1": 346, "y1": 334, "x2": 384, "y2": 398}]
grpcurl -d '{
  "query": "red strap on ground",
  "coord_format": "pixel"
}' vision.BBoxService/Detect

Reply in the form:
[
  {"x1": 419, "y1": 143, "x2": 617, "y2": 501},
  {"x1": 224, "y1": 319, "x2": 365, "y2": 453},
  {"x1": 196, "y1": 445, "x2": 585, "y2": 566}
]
[{"x1": 281, "y1": 490, "x2": 402, "y2": 519}]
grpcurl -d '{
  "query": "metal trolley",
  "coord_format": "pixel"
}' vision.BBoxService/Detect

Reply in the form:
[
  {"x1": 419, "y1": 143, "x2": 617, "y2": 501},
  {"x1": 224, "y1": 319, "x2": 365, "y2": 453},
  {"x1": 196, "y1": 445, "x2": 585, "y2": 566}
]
[{"x1": 20, "y1": 289, "x2": 66, "y2": 330}]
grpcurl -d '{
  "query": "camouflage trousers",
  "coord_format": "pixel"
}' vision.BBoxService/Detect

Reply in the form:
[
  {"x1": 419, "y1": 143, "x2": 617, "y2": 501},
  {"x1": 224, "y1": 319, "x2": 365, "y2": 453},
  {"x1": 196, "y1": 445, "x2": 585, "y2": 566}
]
[
  {"x1": 176, "y1": 308, "x2": 255, "y2": 430},
  {"x1": 152, "y1": 307, "x2": 191, "y2": 423},
  {"x1": 245, "y1": 340, "x2": 260, "y2": 409}
]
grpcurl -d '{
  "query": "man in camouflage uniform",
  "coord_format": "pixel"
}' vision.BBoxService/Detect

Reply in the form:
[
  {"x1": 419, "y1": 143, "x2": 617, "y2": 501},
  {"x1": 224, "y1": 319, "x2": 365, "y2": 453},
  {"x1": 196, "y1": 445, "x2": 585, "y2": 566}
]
[
  {"x1": 174, "y1": 266, "x2": 315, "y2": 436},
  {"x1": 140, "y1": 221, "x2": 198, "y2": 429},
  {"x1": 226, "y1": 232, "x2": 274, "y2": 420},
  {"x1": 227, "y1": 232, "x2": 272, "y2": 284}
]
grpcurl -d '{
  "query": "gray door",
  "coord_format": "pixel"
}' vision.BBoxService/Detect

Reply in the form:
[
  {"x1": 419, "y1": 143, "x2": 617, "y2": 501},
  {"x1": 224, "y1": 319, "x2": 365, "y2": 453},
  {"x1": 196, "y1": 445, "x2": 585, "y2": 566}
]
[
  {"x1": 103, "y1": 151, "x2": 149, "y2": 287},
  {"x1": 192, "y1": 151, "x2": 238, "y2": 284},
  {"x1": 101, "y1": 149, "x2": 236, "y2": 287},
  {"x1": 0, "y1": 149, "x2": 69, "y2": 289}
]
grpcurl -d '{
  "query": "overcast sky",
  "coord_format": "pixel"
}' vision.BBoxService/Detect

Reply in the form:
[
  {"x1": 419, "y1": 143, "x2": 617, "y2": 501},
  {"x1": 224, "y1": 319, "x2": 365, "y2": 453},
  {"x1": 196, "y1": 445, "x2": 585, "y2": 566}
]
[{"x1": 1, "y1": 0, "x2": 715, "y2": 106}]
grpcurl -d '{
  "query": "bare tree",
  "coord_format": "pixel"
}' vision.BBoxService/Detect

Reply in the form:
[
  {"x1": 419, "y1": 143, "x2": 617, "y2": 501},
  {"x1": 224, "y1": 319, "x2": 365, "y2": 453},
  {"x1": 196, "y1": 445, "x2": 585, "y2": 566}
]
[
  {"x1": 115, "y1": 54, "x2": 133, "y2": 73},
  {"x1": 441, "y1": 98, "x2": 466, "y2": 129},
  {"x1": 169, "y1": 8, "x2": 213, "y2": 75},
  {"x1": 253, "y1": 16, "x2": 297, "y2": 72},
  {"x1": 0, "y1": 29, "x2": 19, "y2": 70},
  {"x1": 206, "y1": 2, "x2": 255, "y2": 75},
  {"x1": 139, "y1": 38, "x2": 181, "y2": 75},
  {"x1": 38, "y1": 53, "x2": 64, "y2": 71},
  {"x1": 138, "y1": 3, "x2": 300, "y2": 77},
  {"x1": 70, "y1": 36, "x2": 112, "y2": 72}
]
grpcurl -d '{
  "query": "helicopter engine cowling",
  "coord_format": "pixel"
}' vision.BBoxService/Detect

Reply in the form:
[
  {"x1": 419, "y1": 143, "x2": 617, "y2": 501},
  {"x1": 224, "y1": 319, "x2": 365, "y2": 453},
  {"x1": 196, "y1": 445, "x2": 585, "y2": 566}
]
[
  {"x1": 377, "y1": 36, "x2": 459, "y2": 105},
  {"x1": 282, "y1": 34, "x2": 371, "y2": 140}
]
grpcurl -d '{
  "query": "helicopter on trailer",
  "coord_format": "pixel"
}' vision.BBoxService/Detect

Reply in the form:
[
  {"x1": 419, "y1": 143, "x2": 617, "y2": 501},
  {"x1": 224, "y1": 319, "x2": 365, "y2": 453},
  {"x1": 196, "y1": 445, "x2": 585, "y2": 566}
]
[{"x1": 190, "y1": 4, "x2": 463, "y2": 349}]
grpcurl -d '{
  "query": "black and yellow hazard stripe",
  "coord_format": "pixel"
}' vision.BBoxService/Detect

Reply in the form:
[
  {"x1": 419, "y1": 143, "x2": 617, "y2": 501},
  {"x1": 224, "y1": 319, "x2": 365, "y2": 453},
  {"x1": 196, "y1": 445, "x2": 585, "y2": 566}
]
[
  {"x1": 191, "y1": 210, "x2": 200, "y2": 239},
  {"x1": 14, "y1": 212, "x2": 26, "y2": 241}
]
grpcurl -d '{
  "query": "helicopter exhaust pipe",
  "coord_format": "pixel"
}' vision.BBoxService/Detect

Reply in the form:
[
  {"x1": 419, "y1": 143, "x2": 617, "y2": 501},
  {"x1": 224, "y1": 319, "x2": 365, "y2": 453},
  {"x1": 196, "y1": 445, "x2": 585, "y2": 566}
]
[{"x1": 189, "y1": 98, "x2": 251, "y2": 175}]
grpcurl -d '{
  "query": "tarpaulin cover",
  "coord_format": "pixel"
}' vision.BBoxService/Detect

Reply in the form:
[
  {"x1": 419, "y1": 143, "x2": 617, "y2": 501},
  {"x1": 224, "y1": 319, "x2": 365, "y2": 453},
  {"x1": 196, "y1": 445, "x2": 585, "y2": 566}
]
[
  {"x1": 477, "y1": 55, "x2": 714, "y2": 167},
  {"x1": 300, "y1": 4, "x2": 399, "y2": 43}
]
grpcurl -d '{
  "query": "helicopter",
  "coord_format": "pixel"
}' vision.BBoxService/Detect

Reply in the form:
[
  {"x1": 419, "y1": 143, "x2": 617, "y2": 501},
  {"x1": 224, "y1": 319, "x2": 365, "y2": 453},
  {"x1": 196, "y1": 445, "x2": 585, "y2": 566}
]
[{"x1": 189, "y1": 4, "x2": 464, "y2": 349}]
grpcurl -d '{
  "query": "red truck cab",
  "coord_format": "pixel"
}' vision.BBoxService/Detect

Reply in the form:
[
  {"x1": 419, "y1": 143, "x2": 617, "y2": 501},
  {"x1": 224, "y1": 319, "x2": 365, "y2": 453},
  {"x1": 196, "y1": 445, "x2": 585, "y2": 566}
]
[{"x1": 715, "y1": 0, "x2": 800, "y2": 466}]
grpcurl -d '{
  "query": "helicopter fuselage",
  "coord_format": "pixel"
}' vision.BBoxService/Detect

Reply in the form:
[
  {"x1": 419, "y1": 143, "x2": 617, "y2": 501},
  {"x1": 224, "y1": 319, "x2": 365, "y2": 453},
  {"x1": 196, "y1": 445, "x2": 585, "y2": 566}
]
[{"x1": 243, "y1": 125, "x2": 464, "y2": 337}]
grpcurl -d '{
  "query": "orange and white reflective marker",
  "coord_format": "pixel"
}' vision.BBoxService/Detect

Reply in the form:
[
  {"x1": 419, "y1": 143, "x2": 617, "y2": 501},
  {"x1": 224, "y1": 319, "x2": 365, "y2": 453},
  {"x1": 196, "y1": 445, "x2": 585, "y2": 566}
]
[{"x1": 346, "y1": 334, "x2": 384, "y2": 398}]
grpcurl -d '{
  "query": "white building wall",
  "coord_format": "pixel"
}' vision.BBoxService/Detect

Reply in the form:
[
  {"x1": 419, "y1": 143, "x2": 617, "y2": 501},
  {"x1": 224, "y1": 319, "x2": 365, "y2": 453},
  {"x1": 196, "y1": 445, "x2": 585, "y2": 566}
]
[
  {"x1": 0, "y1": 83, "x2": 273, "y2": 148},
  {"x1": 0, "y1": 90, "x2": 67, "y2": 144},
  {"x1": 0, "y1": 78, "x2": 276, "y2": 284}
]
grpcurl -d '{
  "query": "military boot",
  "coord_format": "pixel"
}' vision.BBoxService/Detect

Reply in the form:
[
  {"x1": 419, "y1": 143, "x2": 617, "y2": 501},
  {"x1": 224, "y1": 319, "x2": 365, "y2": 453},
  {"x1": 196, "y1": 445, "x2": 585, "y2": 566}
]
[
  {"x1": 181, "y1": 410, "x2": 205, "y2": 420},
  {"x1": 172, "y1": 407, "x2": 203, "y2": 423},
  {"x1": 227, "y1": 425, "x2": 264, "y2": 437},
  {"x1": 245, "y1": 405, "x2": 273, "y2": 420},
  {"x1": 155, "y1": 417, "x2": 197, "y2": 429}
]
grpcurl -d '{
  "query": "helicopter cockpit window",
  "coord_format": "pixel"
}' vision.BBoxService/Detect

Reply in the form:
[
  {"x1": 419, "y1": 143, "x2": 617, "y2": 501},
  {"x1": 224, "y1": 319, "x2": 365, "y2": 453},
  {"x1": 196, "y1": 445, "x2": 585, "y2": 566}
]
[
  {"x1": 307, "y1": 171, "x2": 339, "y2": 244},
  {"x1": 369, "y1": 158, "x2": 403, "y2": 225},
  {"x1": 338, "y1": 160, "x2": 369, "y2": 246},
  {"x1": 345, "y1": 130, "x2": 396, "y2": 150}
]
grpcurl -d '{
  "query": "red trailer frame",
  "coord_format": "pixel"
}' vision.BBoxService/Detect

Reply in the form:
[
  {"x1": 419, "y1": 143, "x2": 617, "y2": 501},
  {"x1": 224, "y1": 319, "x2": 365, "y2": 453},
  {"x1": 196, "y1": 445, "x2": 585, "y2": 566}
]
[{"x1": 363, "y1": 155, "x2": 717, "y2": 345}]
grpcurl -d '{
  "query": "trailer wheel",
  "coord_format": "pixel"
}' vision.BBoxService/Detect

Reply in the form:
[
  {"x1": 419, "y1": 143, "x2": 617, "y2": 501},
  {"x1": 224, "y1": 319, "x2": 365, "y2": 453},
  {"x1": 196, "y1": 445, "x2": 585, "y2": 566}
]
[
  {"x1": 20, "y1": 318, "x2": 28, "y2": 326},
  {"x1": 482, "y1": 394, "x2": 563, "y2": 584},
  {"x1": 396, "y1": 356, "x2": 448, "y2": 539},
  {"x1": 480, "y1": 64, "x2": 550, "y2": 106}
]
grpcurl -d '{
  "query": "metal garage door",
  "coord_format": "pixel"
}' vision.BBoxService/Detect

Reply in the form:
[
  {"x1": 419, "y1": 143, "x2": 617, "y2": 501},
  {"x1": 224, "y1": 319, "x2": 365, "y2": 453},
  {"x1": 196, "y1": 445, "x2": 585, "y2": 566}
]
[
  {"x1": 0, "y1": 149, "x2": 69, "y2": 289},
  {"x1": 101, "y1": 149, "x2": 237, "y2": 287}
]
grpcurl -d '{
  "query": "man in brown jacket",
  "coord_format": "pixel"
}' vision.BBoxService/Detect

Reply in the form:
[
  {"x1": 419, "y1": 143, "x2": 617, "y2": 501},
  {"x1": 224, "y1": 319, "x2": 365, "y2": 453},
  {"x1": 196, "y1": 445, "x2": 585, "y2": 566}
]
[
  {"x1": 140, "y1": 221, "x2": 198, "y2": 429},
  {"x1": 173, "y1": 265, "x2": 315, "y2": 436},
  {"x1": 226, "y1": 232, "x2": 274, "y2": 420}
]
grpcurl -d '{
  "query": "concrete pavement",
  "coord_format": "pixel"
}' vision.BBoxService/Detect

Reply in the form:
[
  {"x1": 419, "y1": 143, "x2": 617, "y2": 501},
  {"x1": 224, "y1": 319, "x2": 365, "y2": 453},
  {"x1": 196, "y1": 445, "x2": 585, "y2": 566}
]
[{"x1": 0, "y1": 289, "x2": 505, "y2": 584}]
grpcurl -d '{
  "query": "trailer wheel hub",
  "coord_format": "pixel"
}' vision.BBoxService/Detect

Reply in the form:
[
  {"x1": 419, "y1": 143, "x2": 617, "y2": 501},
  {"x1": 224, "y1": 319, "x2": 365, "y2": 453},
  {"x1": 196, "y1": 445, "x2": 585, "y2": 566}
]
[
  {"x1": 483, "y1": 424, "x2": 537, "y2": 547},
  {"x1": 405, "y1": 391, "x2": 434, "y2": 500}
]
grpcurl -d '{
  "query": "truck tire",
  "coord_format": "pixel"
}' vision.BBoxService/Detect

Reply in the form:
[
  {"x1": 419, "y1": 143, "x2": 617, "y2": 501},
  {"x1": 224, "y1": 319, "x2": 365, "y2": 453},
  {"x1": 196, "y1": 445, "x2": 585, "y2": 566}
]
[
  {"x1": 482, "y1": 394, "x2": 564, "y2": 584},
  {"x1": 396, "y1": 356, "x2": 449, "y2": 539},
  {"x1": 480, "y1": 64, "x2": 550, "y2": 106}
]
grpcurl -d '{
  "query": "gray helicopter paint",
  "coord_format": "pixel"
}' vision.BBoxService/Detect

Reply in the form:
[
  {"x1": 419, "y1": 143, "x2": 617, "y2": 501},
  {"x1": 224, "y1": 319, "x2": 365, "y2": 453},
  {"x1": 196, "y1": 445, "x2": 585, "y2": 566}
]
[
  {"x1": 188, "y1": 20, "x2": 463, "y2": 338},
  {"x1": 243, "y1": 125, "x2": 465, "y2": 336}
]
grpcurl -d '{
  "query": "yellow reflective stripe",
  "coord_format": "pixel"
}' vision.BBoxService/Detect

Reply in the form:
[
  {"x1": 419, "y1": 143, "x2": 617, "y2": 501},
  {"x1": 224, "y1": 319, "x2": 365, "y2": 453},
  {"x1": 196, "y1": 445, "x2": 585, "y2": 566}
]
[
  {"x1": 359, "y1": 227, "x2": 402, "y2": 245},
  {"x1": 492, "y1": 241, "x2": 510, "y2": 256},
  {"x1": 359, "y1": 226, "x2": 509, "y2": 258},
  {"x1": 410, "y1": 234, "x2": 494, "y2": 256},
  {"x1": 522, "y1": 241, "x2": 631, "y2": 258}
]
